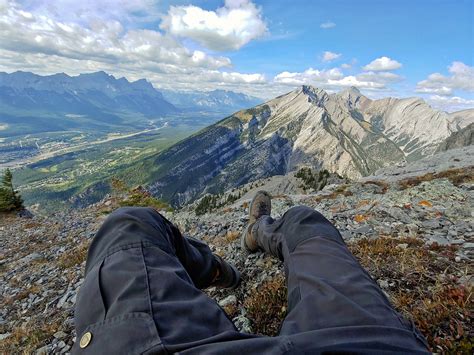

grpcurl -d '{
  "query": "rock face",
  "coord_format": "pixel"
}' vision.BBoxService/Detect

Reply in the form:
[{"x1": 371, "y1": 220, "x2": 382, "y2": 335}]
[
  {"x1": 437, "y1": 123, "x2": 474, "y2": 152},
  {"x1": 148, "y1": 85, "x2": 473, "y2": 206}
]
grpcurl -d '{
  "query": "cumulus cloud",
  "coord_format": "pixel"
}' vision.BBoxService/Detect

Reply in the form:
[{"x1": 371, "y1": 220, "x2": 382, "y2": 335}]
[
  {"x1": 356, "y1": 71, "x2": 402, "y2": 83},
  {"x1": 416, "y1": 61, "x2": 474, "y2": 96},
  {"x1": 0, "y1": 1, "x2": 231, "y2": 69},
  {"x1": 160, "y1": 0, "x2": 267, "y2": 51},
  {"x1": 0, "y1": 0, "x2": 270, "y2": 94},
  {"x1": 427, "y1": 94, "x2": 474, "y2": 112},
  {"x1": 327, "y1": 76, "x2": 385, "y2": 89},
  {"x1": 18, "y1": 0, "x2": 160, "y2": 25},
  {"x1": 274, "y1": 68, "x2": 343, "y2": 85},
  {"x1": 320, "y1": 21, "x2": 336, "y2": 29},
  {"x1": 322, "y1": 51, "x2": 341, "y2": 62},
  {"x1": 363, "y1": 56, "x2": 402, "y2": 71},
  {"x1": 273, "y1": 66, "x2": 401, "y2": 91}
]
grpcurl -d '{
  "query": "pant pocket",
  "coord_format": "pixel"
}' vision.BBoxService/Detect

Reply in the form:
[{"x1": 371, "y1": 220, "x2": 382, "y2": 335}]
[
  {"x1": 73, "y1": 312, "x2": 165, "y2": 354},
  {"x1": 75, "y1": 259, "x2": 107, "y2": 334}
]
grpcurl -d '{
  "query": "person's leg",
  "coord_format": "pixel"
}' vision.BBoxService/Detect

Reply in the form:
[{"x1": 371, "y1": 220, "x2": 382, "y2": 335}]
[
  {"x1": 74, "y1": 207, "x2": 242, "y2": 354},
  {"x1": 252, "y1": 205, "x2": 429, "y2": 352}
]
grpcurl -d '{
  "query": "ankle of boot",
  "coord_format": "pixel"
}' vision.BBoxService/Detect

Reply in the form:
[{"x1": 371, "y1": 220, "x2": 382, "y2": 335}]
[{"x1": 252, "y1": 215, "x2": 273, "y2": 247}]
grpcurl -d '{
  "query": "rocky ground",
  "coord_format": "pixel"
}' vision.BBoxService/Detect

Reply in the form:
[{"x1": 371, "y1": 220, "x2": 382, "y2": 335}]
[{"x1": 1, "y1": 157, "x2": 473, "y2": 353}]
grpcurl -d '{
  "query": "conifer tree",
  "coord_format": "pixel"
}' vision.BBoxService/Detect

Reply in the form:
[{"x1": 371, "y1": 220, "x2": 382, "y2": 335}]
[{"x1": 0, "y1": 168, "x2": 24, "y2": 212}]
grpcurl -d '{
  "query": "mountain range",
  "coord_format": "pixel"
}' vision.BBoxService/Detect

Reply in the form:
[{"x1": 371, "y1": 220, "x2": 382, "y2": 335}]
[
  {"x1": 147, "y1": 85, "x2": 474, "y2": 206},
  {"x1": 0, "y1": 71, "x2": 262, "y2": 136},
  {"x1": 161, "y1": 89, "x2": 261, "y2": 112}
]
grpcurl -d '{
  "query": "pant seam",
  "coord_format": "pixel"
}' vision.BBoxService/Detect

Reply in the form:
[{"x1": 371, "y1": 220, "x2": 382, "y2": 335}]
[
  {"x1": 139, "y1": 242, "x2": 171, "y2": 354},
  {"x1": 139, "y1": 242, "x2": 154, "y2": 319}
]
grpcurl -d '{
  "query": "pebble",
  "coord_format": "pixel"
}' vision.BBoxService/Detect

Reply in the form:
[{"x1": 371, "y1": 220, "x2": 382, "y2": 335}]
[
  {"x1": 353, "y1": 225, "x2": 372, "y2": 235},
  {"x1": 54, "y1": 331, "x2": 67, "y2": 339},
  {"x1": 219, "y1": 295, "x2": 237, "y2": 308},
  {"x1": 0, "y1": 333, "x2": 11, "y2": 341},
  {"x1": 427, "y1": 236, "x2": 451, "y2": 246}
]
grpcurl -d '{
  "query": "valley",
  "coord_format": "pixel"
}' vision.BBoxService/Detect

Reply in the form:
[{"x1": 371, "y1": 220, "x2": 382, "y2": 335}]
[
  {"x1": 1, "y1": 113, "x2": 224, "y2": 210},
  {"x1": 0, "y1": 70, "x2": 262, "y2": 210}
]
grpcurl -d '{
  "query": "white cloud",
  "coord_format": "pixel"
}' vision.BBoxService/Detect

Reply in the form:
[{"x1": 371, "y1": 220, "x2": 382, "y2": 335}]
[
  {"x1": 341, "y1": 63, "x2": 352, "y2": 69},
  {"x1": 0, "y1": 0, "x2": 273, "y2": 95},
  {"x1": 0, "y1": 1, "x2": 232, "y2": 70},
  {"x1": 18, "y1": 0, "x2": 160, "y2": 25},
  {"x1": 427, "y1": 95, "x2": 474, "y2": 112},
  {"x1": 160, "y1": 0, "x2": 267, "y2": 51},
  {"x1": 320, "y1": 21, "x2": 336, "y2": 29},
  {"x1": 274, "y1": 68, "x2": 343, "y2": 85},
  {"x1": 416, "y1": 61, "x2": 474, "y2": 96},
  {"x1": 363, "y1": 56, "x2": 402, "y2": 71},
  {"x1": 356, "y1": 71, "x2": 402, "y2": 83},
  {"x1": 327, "y1": 76, "x2": 385, "y2": 89},
  {"x1": 273, "y1": 66, "x2": 401, "y2": 91},
  {"x1": 322, "y1": 51, "x2": 341, "y2": 62}
]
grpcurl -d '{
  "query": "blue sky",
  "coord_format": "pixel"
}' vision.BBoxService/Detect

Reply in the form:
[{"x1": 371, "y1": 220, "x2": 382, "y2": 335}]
[{"x1": 0, "y1": 0, "x2": 473, "y2": 111}]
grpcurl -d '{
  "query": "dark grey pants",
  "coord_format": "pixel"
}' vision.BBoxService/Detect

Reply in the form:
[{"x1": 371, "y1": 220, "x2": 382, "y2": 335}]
[{"x1": 73, "y1": 206, "x2": 429, "y2": 354}]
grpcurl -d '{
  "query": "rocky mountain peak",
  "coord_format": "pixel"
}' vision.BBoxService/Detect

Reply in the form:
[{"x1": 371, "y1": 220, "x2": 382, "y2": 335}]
[
  {"x1": 336, "y1": 86, "x2": 370, "y2": 110},
  {"x1": 298, "y1": 85, "x2": 329, "y2": 106}
]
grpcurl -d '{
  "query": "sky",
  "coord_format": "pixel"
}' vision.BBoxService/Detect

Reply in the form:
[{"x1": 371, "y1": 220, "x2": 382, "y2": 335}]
[{"x1": 0, "y1": 0, "x2": 473, "y2": 111}]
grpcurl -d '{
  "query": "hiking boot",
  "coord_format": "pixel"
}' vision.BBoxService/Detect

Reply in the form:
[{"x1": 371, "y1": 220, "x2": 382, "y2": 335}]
[
  {"x1": 211, "y1": 255, "x2": 240, "y2": 289},
  {"x1": 241, "y1": 191, "x2": 272, "y2": 252}
]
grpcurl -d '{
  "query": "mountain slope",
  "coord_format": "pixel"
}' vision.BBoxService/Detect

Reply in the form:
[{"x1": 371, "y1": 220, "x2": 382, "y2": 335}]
[
  {"x1": 147, "y1": 86, "x2": 473, "y2": 206},
  {"x1": 161, "y1": 89, "x2": 262, "y2": 113},
  {"x1": 437, "y1": 123, "x2": 474, "y2": 152},
  {"x1": 0, "y1": 71, "x2": 177, "y2": 134},
  {"x1": 2, "y1": 150, "x2": 472, "y2": 353}
]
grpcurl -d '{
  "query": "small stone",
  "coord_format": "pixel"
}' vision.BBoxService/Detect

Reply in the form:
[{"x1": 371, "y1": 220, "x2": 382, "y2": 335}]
[
  {"x1": 36, "y1": 345, "x2": 49, "y2": 355},
  {"x1": 378, "y1": 280, "x2": 389, "y2": 289},
  {"x1": 233, "y1": 315, "x2": 252, "y2": 333},
  {"x1": 19, "y1": 252, "x2": 43, "y2": 264},
  {"x1": 0, "y1": 333, "x2": 11, "y2": 341},
  {"x1": 353, "y1": 225, "x2": 372, "y2": 235},
  {"x1": 387, "y1": 207, "x2": 412, "y2": 224},
  {"x1": 219, "y1": 295, "x2": 237, "y2": 308},
  {"x1": 60, "y1": 345, "x2": 71, "y2": 353},
  {"x1": 54, "y1": 331, "x2": 67, "y2": 339},
  {"x1": 422, "y1": 220, "x2": 440, "y2": 229},
  {"x1": 463, "y1": 242, "x2": 474, "y2": 249},
  {"x1": 57, "y1": 341, "x2": 66, "y2": 349},
  {"x1": 341, "y1": 230, "x2": 352, "y2": 240},
  {"x1": 427, "y1": 235, "x2": 450, "y2": 246}
]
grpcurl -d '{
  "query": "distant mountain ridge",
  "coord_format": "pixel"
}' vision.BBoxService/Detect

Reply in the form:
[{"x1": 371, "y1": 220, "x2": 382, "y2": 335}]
[
  {"x1": 0, "y1": 71, "x2": 265, "y2": 135},
  {"x1": 0, "y1": 71, "x2": 178, "y2": 114},
  {"x1": 146, "y1": 85, "x2": 474, "y2": 206},
  {"x1": 0, "y1": 71, "x2": 179, "y2": 135},
  {"x1": 161, "y1": 89, "x2": 261, "y2": 113}
]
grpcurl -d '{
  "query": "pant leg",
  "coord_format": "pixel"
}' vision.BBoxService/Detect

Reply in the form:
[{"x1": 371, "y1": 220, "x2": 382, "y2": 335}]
[
  {"x1": 73, "y1": 207, "x2": 246, "y2": 354},
  {"x1": 253, "y1": 206, "x2": 429, "y2": 352}
]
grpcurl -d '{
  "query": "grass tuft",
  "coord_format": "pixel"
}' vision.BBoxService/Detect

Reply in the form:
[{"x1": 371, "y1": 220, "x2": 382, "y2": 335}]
[
  {"x1": 398, "y1": 167, "x2": 474, "y2": 190},
  {"x1": 57, "y1": 241, "x2": 90, "y2": 269},
  {"x1": 362, "y1": 180, "x2": 389, "y2": 194},
  {"x1": 349, "y1": 236, "x2": 472, "y2": 353},
  {"x1": 245, "y1": 275, "x2": 287, "y2": 336}
]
